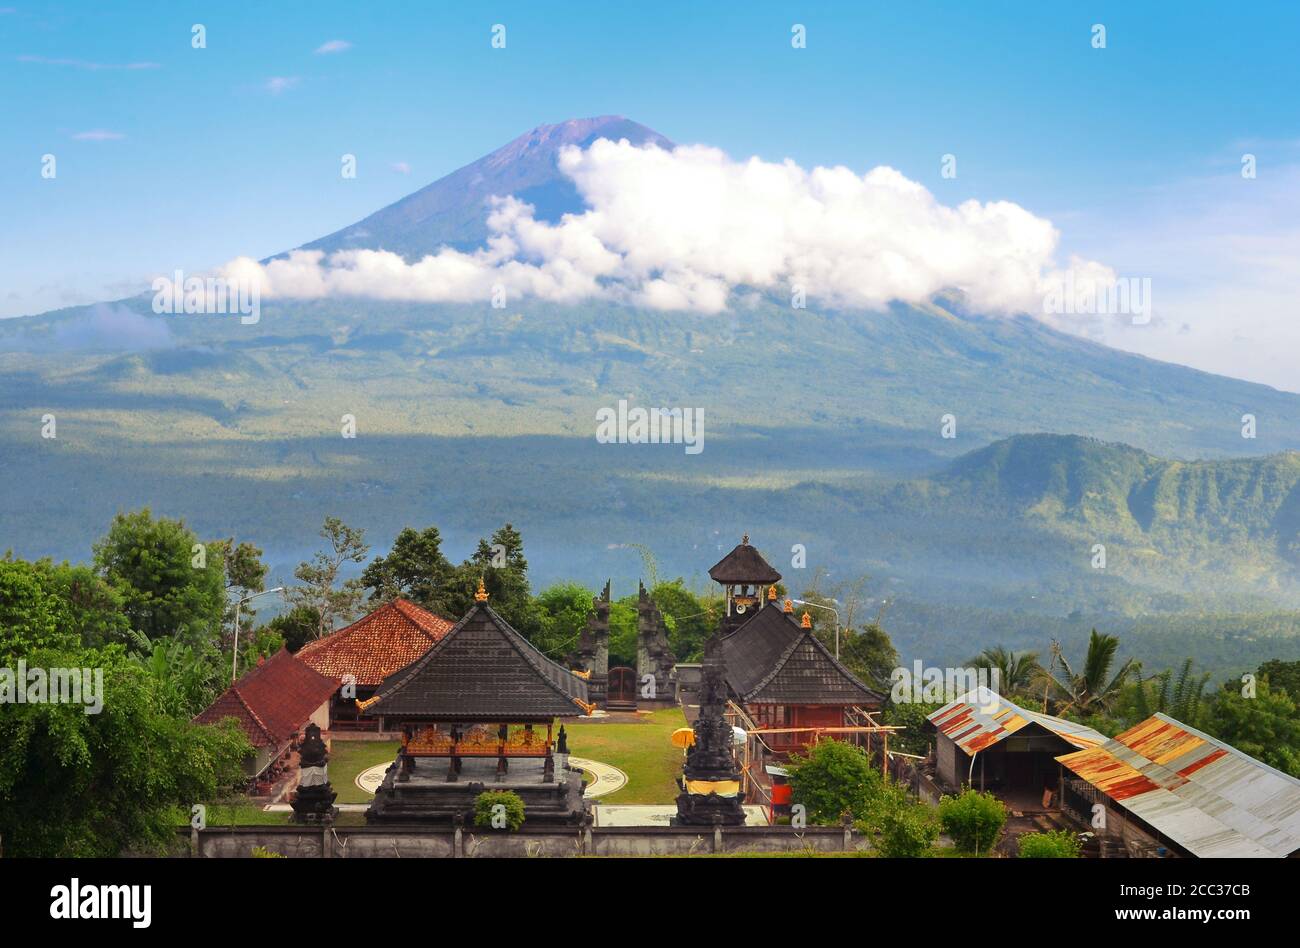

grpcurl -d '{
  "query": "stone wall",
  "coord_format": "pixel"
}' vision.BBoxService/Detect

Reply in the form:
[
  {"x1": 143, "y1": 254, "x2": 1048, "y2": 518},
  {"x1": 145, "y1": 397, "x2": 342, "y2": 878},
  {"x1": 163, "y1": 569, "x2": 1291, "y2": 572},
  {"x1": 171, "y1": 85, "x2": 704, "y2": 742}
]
[{"x1": 183, "y1": 824, "x2": 869, "y2": 858}]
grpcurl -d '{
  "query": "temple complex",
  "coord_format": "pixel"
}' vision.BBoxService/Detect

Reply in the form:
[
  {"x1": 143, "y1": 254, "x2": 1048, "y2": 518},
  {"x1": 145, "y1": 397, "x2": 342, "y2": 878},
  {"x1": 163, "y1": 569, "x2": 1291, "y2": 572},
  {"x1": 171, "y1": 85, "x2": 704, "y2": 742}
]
[{"x1": 360, "y1": 581, "x2": 593, "y2": 825}]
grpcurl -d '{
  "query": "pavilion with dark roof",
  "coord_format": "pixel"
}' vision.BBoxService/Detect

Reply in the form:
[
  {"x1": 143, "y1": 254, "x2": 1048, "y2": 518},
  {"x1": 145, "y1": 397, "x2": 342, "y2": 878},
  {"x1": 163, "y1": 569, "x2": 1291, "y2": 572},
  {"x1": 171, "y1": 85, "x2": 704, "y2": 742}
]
[
  {"x1": 360, "y1": 581, "x2": 593, "y2": 825},
  {"x1": 296, "y1": 598, "x2": 455, "y2": 731},
  {"x1": 709, "y1": 536, "x2": 884, "y2": 754},
  {"x1": 194, "y1": 648, "x2": 338, "y2": 778}
]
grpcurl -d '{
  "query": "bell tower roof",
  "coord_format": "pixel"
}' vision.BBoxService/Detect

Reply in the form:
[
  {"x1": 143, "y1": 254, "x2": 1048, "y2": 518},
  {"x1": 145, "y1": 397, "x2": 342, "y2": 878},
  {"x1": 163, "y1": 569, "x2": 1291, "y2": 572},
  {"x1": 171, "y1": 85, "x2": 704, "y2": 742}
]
[{"x1": 708, "y1": 534, "x2": 782, "y2": 585}]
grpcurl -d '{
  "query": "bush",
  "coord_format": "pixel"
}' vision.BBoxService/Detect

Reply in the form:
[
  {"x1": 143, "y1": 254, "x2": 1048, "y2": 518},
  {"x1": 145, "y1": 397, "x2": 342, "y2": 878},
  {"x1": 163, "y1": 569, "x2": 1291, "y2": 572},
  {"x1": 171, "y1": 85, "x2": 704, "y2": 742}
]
[
  {"x1": 1017, "y1": 829, "x2": 1081, "y2": 858},
  {"x1": 938, "y1": 789, "x2": 1007, "y2": 854},
  {"x1": 473, "y1": 790, "x2": 525, "y2": 832},
  {"x1": 874, "y1": 800, "x2": 941, "y2": 858},
  {"x1": 784, "y1": 739, "x2": 885, "y2": 825},
  {"x1": 852, "y1": 780, "x2": 940, "y2": 858}
]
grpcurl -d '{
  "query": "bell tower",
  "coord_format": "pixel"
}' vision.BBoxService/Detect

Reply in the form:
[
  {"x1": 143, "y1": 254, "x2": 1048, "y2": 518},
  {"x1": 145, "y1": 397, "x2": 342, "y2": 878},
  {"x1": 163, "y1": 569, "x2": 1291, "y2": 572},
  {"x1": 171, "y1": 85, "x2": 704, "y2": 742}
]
[{"x1": 708, "y1": 534, "x2": 782, "y2": 635}]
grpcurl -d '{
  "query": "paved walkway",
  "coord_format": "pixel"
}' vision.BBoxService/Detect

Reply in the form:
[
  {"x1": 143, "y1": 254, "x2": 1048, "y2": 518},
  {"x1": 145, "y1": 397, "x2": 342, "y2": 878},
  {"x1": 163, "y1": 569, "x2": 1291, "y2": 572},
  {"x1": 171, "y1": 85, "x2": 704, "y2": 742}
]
[{"x1": 567, "y1": 757, "x2": 627, "y2": 799}]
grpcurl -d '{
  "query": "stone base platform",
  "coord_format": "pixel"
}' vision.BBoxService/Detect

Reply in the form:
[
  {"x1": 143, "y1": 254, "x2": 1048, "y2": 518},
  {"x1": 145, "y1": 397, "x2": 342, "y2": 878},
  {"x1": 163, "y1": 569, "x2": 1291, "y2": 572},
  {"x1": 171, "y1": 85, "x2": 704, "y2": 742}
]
[{"x1": 366, "y1": 754, "x2": 588, "y2": 826}]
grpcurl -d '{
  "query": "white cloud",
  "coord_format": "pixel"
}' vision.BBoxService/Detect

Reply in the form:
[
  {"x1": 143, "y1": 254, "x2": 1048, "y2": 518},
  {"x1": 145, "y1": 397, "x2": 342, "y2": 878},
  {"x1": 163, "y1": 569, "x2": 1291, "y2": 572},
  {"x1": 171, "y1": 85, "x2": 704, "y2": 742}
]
[
  {"x1": 391, "y1": 161, "x2": 411, "y2": 174},
  {"x1": 18, "y1": 54, "x2": 159, "y2": 70},
  {"x1": 314, "y1": 39, "x2": 352, "y2": 54},
  {"x1": 1069, "y1": 159, "x2": 1300, "y2": 393},
  {"x1": 72, "y1": 129, "x2": 125, "y2": 141},
  {"x1": 264, "y1": 76, "x2": 300, "y2": 95},
  {"x1": 224, "y1": 137, "x2": 1114, "y2": 316}
]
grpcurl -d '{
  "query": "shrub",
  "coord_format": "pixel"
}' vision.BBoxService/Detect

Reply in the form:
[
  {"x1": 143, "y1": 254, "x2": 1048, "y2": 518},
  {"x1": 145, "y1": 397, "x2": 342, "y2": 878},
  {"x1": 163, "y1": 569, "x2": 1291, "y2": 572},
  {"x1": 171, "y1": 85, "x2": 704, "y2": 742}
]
[
  {"x1": 852, "y1": 781, "x2": 940, "y2": 858},
  {"x1": 473, "y1": 790, "x2": 525, "y2": 832},
  {"x1": 250, "y1": 846, "x2": 284, "y2": 858},
  {"x1": 784, "y1": 739, "x2": 885, "y2": 825},
  {"x1": 1017, "y1": 829, "x2": 1081, "y2": 858},
  {"x1": 938, "y1": 789, "x2": 1006, "y2": 854},
  {"x1": 874, "y1": 800, "x2": 941, "y2": 858}
]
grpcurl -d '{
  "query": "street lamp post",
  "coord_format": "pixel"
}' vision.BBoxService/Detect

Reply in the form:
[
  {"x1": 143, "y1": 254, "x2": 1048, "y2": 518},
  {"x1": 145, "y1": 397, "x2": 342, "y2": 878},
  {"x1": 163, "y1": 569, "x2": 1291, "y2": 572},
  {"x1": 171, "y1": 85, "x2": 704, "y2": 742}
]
[
  {"x1": 791, "y1": 598, "x2": 842, "y2": 659},
  {"x1": 232, "y1": 587, "x2": 285, "y2": 683}
]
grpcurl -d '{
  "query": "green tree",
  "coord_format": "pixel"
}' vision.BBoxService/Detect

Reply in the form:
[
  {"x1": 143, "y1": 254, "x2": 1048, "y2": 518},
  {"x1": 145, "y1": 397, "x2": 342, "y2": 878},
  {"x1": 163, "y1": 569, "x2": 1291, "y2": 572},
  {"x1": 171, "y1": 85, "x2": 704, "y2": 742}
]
[
  {"x1": 785, "y1": 739, "x2": 886, "y2": 825},
  {"x1": 881, "y1": 699, "x2": 943, "y2": 756},
  {"x1": 607, "y1": 600, "x2": 638, "y2": 667},
  {"x1": 132, "y1": 635, "x2": 226, "y2": 718},
  {"x1": 92, "y1": 508, "x2": 225, "y2": 647},
  {"x1": 649, "y1": 579, "x2": 717, "y2": 662},
  {"x1": 1257, "y1": 660, "x2": 1300, "y2": 701},
  {"x1": 264, "y1": 604, "x2": 322, "y2": 654},
  {"x1": 0, "y1": 556, "x2": 78, "y2": 657},
  {"x1": 533, "y1": 583, "x2": 596, "y2": 658},
  {"x1": 1036, "y1": 629, "x2": 1135, "y2": 715},
  {"x1": 971, "y1": 645, "x2": 1041, "y2": 697},
  {"x1": 838, "y1": 621, "x2": 899, "y2": 692},
  {"x1": 33, "y1": 559, "x2": 130, "y2": 648},
  {"x1": 445, "y1": 524, "x2": 538, "y2": 634},
  {"x1": 1127, "y1": 658, "x2": 1211, "y2": 728},
  {"x1": 0, "y1": 643, "x2": 250, "y2": 856},
  {"x1": 286, "y1": 516, "x2": 369, "y2": 638},
  {"x1": 938, "y1": 789, "x2": 1007, "y2": 855},
  {"x1": 1206, "y1": 680, "x2": 1300, "y2": 777},
  {"x1": 361, "y1": 526, "x2": 456, "y2": 615}
]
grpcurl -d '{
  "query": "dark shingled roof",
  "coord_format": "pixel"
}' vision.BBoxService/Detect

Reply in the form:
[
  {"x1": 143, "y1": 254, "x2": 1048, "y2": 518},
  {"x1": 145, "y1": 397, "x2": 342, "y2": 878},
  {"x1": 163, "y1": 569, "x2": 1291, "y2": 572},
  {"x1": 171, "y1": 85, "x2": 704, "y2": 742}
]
[
  {"x1": 719, "y1": 605, "x2": 883, "y2": 706},
  {"x1": 361, "y1": 602, "x2": 590, "y2": 719},
  {"x1": 708, "y1": 537, "x2": 782, "y2": 584},
  {"x1": 194, "y1": 648, "x2": 337, "y2": 748}
]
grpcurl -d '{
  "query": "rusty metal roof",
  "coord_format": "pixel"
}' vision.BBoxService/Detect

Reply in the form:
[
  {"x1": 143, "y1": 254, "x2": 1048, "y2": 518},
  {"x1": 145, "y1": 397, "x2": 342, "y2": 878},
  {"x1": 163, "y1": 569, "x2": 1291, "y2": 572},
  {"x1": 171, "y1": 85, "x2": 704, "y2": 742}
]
[
  {"x1": 928, "y1": 686, "x2": 1106, "y2": 755},
  {"x1": 1057, "y1": 713, "x2": 1300, "y2": 858}
]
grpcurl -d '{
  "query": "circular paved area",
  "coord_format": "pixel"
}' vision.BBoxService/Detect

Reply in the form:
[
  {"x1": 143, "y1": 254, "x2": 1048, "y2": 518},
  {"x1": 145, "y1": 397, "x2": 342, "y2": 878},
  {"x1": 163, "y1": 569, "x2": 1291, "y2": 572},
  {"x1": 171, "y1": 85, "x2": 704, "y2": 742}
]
[
  {"x1": 355, "y1": 763, "x2": 390, "y2": 794},
  {"x1": 354, "y1": 757, "x2": 627, "y2": 798},
  {"x1": 568, "y1": 757, "x2": 627, "y2": 798}
]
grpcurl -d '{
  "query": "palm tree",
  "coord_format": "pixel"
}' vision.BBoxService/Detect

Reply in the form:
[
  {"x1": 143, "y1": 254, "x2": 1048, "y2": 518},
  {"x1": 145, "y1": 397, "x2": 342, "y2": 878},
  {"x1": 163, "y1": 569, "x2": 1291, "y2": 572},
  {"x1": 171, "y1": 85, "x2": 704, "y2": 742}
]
[
  {"x1": 1036, "y1": 629, "x2": 1135, "y2": 715},
  {"x1": 1132, "y1": 658, "x2": 1211, "y2": 727},
  {"x1": 971, "y1": 645, "x2": 1040, "y2": 696}
]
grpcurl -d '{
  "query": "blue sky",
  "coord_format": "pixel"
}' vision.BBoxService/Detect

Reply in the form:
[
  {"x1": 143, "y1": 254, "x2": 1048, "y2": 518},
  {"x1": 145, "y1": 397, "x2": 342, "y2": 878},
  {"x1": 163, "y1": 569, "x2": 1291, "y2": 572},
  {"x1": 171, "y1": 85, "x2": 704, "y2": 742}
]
[{"x1": 3, "y1": 1, "x2": 1299, "y2": 388}]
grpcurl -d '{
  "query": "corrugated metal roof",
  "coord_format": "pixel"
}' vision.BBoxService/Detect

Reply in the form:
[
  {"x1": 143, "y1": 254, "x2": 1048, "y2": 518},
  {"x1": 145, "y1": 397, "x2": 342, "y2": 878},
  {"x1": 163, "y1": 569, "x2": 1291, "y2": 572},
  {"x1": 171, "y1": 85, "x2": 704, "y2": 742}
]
[
  {"x1": 1057, "y1": 713, "x2": 1300, "y2": 858},
  {"x1": 927, "y1": 685, "x2": 1106, "y2": 754}
]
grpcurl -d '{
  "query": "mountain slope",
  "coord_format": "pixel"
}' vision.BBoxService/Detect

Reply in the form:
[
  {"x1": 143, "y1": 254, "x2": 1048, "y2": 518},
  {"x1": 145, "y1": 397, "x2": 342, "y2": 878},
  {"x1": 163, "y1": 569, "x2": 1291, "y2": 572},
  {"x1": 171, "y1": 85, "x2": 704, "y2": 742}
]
[{"x1": 299, "y1": 116, "x2": 672, "y2": 258}]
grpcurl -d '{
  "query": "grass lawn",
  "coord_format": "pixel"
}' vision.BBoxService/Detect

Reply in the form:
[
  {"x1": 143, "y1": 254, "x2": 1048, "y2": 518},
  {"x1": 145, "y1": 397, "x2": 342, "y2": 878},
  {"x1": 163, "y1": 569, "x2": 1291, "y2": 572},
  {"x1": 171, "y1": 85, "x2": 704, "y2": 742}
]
[
  {"x1": 564, "y1": 706, "x2": 688, "y2": 804},
  {"x1": 329, "y1": 739, "x2": 400, "y2": 804}
]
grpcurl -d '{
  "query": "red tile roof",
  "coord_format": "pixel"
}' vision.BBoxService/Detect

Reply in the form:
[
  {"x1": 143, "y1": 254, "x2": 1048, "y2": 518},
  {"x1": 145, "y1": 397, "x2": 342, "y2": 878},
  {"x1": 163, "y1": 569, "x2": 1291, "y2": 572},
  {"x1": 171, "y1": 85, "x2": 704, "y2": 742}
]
[
  {"x1": 295, "y1": 598, "x2": 455, "y2": 687},
  {"x1": 194, "y1": 648, "x2": 337, "y2": 748}
]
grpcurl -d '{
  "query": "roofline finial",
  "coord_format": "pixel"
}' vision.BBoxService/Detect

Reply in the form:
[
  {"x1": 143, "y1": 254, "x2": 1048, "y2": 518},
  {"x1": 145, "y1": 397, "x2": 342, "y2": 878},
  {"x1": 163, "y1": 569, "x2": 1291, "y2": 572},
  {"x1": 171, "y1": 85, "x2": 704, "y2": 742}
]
[{"x1": 474, "y1": 577, "x2": 489, "y2": 602}]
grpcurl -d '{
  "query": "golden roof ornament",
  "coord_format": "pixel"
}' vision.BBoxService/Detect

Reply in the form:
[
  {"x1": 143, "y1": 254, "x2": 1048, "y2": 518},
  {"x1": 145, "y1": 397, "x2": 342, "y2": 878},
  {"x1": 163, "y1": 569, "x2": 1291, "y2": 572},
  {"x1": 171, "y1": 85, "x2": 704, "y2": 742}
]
[
  {"x1": 767, "y1": 585, "x2": 777, "y2": 601},
  {"x1": 783, "y1": 598, "x2": 794, "y2": 613},
  {"x1": 800, "y1": 611, "x2": 812, "y2": 629},
  {"x1": 474, "y1": 577, "x2": 489, "y2": 602},
  {"x1": 742, "y1": 533, "x2": 750, "y2": 545}
]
